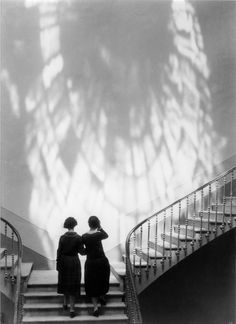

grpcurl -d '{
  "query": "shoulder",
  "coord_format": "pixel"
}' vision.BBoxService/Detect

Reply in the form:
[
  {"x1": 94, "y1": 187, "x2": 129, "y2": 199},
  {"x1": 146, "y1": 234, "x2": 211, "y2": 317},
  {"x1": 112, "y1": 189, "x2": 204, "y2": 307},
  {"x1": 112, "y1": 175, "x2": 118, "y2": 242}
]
[{"x1": 76, "y1": 233, "x2": 82, "y2": 240}]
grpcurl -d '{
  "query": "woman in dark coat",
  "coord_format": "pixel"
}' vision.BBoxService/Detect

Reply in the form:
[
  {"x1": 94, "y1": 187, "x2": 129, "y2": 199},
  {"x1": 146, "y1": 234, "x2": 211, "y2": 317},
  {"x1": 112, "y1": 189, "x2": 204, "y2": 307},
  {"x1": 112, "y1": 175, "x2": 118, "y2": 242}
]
[
  {"x1": 56, "y1": 217, "x2": 86, "y2": 318},
  {"x1": 82, "y1": 216, "x2": 110, "y2": 317}
]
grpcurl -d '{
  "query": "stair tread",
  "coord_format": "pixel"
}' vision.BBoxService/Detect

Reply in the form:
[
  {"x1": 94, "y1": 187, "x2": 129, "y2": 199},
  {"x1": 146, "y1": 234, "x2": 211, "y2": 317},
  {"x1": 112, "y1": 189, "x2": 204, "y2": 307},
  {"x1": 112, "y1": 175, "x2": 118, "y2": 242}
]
[
  {"x1": 188, "y1": 217, "x2": 211, "y2": 221},
  {"x1": 200, "y1": 211, "x2": 234, "y2": 219},
  {"x1": 163, "y1": 232, "x2": 193, "y2": 240},
  {"x1": 28, "y1": 270, "x2": 118, "y2": 286},
  {"x1": 135, "y1": 247, "x2": 163, "y2": 258},
  {"x1": 22, "y1": 314, "x2": 128, "y2": 322},
  {"x1": 188, "y1": 216, "x2": 225, "y2": 224},
  {"x1": 110, "y1": 262, "x2": 126, "y2": 277},
  {"x1": 15, "y1": 262, "x2": 33, "y2": 278},
  {"x1": 202, "y1": 211, "x2": 227, "y2": 214},
  {"x1": 175, "y1": 225, "x2": 208, "y2": 232},
  {"x1": 212, "y1": 203, "x2": 236, "y2": 207},
  {"x1": 149, "y1": 240, "x2": 178, "y2": 249},
  {"x1": 130, "y1": 256, "x2": 147, "y2": 266},
  {"x1": 24, "y1": 302, "x2": 125, "y2": 309},
  {"x1": 24, "y1": 290, "x2": 124, "y2": 297}
]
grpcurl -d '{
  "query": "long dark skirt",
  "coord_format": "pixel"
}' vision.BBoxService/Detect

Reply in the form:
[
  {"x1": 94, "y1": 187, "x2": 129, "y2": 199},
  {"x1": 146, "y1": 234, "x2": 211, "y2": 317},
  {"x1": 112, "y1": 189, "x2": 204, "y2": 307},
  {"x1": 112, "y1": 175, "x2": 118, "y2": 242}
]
[
  {"x1": 84, "y1": 257, "x2": 110, "y2": 297},
  {"x1": 57, "y1": 255, "x2": 81, "y2": 296}
]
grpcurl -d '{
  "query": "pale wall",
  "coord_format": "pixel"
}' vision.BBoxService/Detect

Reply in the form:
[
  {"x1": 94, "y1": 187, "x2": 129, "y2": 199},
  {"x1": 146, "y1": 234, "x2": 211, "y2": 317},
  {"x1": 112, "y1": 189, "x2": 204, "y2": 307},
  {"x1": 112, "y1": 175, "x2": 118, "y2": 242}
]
[{"x1": 1, "y1": 0, "x2": 236, "y2": 262}]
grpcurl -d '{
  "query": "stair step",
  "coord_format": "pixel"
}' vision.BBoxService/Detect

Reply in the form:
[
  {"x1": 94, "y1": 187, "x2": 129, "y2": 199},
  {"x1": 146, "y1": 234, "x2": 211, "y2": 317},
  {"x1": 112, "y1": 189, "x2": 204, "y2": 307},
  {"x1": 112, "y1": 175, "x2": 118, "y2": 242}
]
[
  {"x1": 22, "y1": 314, "x2": 128, "y2": 324},
  {"x1": 23, "y1": 291, "x2": 124, "y2": 304},
  {"x1": 110, "y1": 262, "x2": 126, "y2": 291},
  {"x1": 15, "y1": 262, "x2": 33, "y2": 279},
  {"x1": 161, "y1": 233, "x2": 193, "y2": 246},
  {"x1": 212, "y1": 204, "x2": 236, "y2": 214},
  {"x1": 135, "y1": 247, "x2": 164, "y2": 260},
  {"x1": 27, "y1": 270, "x2": 119, "y2": 292},
  {"x1": 110, "y1": 262, "x2": 126, "y2": 278},
  {"x1": 175, "y1": 225, "x2": 208, "y2": 238},
  {"x1": 23, "y1": 302, "x2": 126, "y2": 316},
  {"x1": 148, "y1": 241, "x2": 178, "y2": 254},
  {"x1": 225, "y1": 197, "x2": 236, "y2": 204},
  {"x1": 130, "y1": 256, "x2": 148, "y2": 267},
  {"x1": 200, "y1": 211, "x2": 230, "y2": 222},
  {"x1": 27, "y1": 284, "x2": 119, "y2": 293},
  {"x1": 0, "y1": 255, "x2": 18, "y2": 269},
  {"x1": 187, "y1": 217, "x2": 224, "y2": 227}
]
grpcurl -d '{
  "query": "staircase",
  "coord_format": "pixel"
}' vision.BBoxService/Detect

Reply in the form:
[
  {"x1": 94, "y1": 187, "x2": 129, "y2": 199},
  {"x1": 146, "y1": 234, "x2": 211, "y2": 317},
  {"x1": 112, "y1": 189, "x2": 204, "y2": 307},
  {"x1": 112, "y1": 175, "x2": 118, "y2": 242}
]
[
  {"x1": 1, "y1": 217, "x2": 127, "y2": 324},
  {"x1": 2, "y1": 168, "x2": 236, "y2": 324},
  {"x1": 22, "y1": 268, "x2": 128, "y2": 324},
  {"x1": 1, "y1": 218, "x2": 33, "y2": 324},
  {"x1": 125, "y1": 167, "x2": 236, "y2": 323}
]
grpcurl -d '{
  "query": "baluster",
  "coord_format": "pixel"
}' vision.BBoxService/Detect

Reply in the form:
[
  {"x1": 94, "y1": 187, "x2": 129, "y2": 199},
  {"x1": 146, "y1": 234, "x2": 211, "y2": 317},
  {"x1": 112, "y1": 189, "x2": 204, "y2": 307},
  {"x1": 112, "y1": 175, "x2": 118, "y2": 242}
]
[
  {"x1": 153, "y1": 214, "x2": 158, "y2": 274},
  {"x1": 132, "y1": 232, "x2": 136, "y2": 276},
  {"x1": 138, "y1": 226, "x2": 143, "y2": 280},
  {"x1": 11, "y1": 231, "x2": 15, "y2": 284},
  {"x1": 184, "y1": 196, "x2": 189, "y2": 256},
  {"x1": 220, "y1": 176, "x2": 226, "y2": 232},
  {"x1": 4, "y1": 223, "x2": 8, "y2": 279},
  {"x1": 229, "y1": 170, "x2": 234, "y2": 227},
  {"x1": 161, "y1": 210, "x2": 166, "y2": 270},
  {"x1": 176, "y1": 202, "x2": 181, "y2": 260},
  {"x1": 206, "y1": 184, "x2": 211, "y2": 240},
  {"x1": 191, "y1": 193, "x2": 196, "y2": 250},
  {"x1": 146, "y1": 220, "x2": 150, "y2": 275},
  {"x1": 199, "y1": 188, "x2": 203, "y2": 247},
  {"x1": 127, "y1": 238, "x2": 131, "y2": 281},
  {"x1": 213, "y1": 180, "x2": 219, "y2": 235},
  {"x1": 168, "y1": 206, "x2": 173, "y2": 266}
]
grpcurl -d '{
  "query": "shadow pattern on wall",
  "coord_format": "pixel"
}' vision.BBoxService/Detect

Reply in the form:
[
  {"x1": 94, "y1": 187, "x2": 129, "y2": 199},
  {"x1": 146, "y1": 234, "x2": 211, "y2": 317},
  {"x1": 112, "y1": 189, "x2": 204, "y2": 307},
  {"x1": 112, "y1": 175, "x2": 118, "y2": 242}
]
[{"x1": 1, "y1": 0, "x2": 225, "y2": 258}]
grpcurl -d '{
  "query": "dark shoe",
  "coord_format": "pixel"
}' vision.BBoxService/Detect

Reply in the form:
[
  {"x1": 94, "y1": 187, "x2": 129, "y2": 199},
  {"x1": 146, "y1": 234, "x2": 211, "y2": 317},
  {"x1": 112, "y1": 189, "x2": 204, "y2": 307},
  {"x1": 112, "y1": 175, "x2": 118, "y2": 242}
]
[
  {"x1": 70, "y1": 311, "x2": 76, "y2": 318},
  {"x1": 92, "y1": 309, "x2": 99, "y2": 317},
  {"x1": 63, "y1": 305, "x2": 68, "y2": 311},
  {"x1": 100, "y1": 296, "x2": 106, "y2": 305}
]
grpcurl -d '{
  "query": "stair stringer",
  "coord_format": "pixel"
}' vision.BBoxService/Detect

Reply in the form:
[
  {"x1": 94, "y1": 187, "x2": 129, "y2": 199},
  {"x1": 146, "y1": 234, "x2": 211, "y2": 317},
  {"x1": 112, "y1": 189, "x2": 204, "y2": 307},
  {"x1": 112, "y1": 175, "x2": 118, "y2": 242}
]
[{"x1": 138, "y1": 227, "x2": 236, "y2": 324}]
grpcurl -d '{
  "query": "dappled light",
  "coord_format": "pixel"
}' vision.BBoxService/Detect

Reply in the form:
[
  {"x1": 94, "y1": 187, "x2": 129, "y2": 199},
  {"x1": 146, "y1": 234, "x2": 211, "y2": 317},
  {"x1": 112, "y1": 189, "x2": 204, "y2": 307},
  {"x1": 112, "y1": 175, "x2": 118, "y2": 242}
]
[{"x1": 1, "y1": 0, "x2": 227, "y2": 259}]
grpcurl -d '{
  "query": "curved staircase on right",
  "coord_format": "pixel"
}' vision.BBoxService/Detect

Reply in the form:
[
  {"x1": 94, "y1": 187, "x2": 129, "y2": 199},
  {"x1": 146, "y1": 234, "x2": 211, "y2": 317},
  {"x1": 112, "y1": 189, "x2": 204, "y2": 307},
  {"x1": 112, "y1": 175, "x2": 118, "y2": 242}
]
[{"x1": 125, "y1": 167, "x2": 236, "y2": 324}]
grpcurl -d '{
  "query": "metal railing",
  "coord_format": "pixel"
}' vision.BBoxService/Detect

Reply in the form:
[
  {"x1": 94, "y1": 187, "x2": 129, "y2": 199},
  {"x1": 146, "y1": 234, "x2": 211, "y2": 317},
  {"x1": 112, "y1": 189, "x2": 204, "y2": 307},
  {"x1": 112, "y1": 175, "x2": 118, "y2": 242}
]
[
  {"x1": 125, "y1": 166, "x2": 236, "y2": 323},
  {"x1": 1, "y1": 217, "x2": 23, "y2": 324}
]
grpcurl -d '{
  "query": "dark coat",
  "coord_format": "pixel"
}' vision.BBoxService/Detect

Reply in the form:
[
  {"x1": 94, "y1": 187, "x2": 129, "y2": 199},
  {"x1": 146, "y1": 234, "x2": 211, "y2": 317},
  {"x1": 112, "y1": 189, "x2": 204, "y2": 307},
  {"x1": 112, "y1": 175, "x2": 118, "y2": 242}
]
[
  {"x1": 57, "y1": 231, "x2": 85, "y2": 295},
  {"x1": 82, "y1": 228, "x2": 110, "y2": 297}
]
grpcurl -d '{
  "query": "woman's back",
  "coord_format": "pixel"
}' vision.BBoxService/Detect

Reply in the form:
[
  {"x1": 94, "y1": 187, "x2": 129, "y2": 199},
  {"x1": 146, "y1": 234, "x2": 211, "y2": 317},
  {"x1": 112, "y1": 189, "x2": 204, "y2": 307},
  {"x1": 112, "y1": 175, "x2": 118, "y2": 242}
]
[
  {"x1": 59, "y1": 232, "x2": 83, "y2": 255},
  {"x1": 82, "y1": 230, "x2": 107, "y2": 259},
  {"x1": 82, "y1": 224, "x2": 110, "y2": 300}
]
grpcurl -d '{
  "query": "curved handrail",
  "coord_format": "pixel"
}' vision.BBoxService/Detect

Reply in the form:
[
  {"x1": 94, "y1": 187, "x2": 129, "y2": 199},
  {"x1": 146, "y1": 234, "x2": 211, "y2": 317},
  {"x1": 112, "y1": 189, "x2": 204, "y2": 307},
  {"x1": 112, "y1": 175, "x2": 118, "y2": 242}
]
[
  {"x1": 125, "y1": 228, "x2": 143, "y2": 323},
  {"x1": 129, "y1": 166, "x2": 236, "y2": 235},
  {"x1": 125, "y1": 166, "x2": 236, "y2": 323},
  {"x1": 1, "y1": 217, "x2": 23, "y2": 324}
]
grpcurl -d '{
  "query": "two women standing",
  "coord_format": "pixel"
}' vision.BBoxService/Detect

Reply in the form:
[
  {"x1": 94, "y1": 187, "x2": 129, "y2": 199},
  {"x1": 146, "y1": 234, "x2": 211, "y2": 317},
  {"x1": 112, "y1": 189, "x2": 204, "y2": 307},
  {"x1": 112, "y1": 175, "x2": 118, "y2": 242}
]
[{"x1": 56, "y1": 216, "x2": 110, "y2": 318}]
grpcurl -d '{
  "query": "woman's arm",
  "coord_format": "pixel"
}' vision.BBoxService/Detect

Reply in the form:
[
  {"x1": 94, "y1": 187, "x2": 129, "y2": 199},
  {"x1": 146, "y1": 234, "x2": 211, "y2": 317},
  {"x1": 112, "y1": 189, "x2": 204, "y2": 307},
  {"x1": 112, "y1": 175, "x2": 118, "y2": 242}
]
[
  {"x1": 97, "y1": 227, "x2": 109, "y2": 240},
  {"x1": 56, "y1": 237, "x2": 62, "y2": 271}
]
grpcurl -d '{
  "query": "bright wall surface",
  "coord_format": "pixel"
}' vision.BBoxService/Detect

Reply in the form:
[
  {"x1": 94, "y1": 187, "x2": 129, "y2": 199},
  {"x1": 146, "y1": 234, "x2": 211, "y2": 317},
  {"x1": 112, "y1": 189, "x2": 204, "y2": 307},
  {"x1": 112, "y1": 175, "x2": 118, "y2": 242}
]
[{"x1": 1, "y1": 0, "x2": 236, "y2": 261}]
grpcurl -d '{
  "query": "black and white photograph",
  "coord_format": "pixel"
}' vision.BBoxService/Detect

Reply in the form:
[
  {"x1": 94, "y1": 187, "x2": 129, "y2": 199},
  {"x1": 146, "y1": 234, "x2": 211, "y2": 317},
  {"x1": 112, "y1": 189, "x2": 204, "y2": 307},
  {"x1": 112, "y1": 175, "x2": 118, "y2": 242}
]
[{"x1": 1, "y1": 0, "x2": 236, "y2": 323}]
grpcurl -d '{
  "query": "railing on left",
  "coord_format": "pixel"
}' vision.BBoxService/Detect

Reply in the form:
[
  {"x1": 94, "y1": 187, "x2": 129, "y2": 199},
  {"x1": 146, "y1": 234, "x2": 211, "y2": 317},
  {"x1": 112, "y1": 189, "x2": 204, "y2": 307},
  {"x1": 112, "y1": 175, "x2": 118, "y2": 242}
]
[{"x1": 1, "y1": 217, "x2": 23, "y2": 324}]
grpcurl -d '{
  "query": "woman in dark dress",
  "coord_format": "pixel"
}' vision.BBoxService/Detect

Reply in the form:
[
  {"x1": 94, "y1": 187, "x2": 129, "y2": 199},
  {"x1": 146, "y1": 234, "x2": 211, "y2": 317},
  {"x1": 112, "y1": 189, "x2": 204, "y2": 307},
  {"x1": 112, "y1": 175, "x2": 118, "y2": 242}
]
[
  {"x1": 56, "y1": 217, "x2": 86, "y2": 318},
  {"x1": 82, "y1": 216, "x2": 110, "y2": 317}
]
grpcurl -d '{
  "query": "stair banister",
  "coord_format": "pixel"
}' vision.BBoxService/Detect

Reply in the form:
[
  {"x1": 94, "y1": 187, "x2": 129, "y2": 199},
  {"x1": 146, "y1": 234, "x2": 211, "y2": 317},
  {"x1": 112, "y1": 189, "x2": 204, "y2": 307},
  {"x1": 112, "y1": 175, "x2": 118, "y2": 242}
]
[
  {"x1": 125, "y1": 166, "x2": 236, "y2": 323},
  {"x1": 1, "y1": 217, "x2": 23, "y2": 324},
  {"x1": 125, "y1": 226, "x2": 143, "y2": 324}
]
